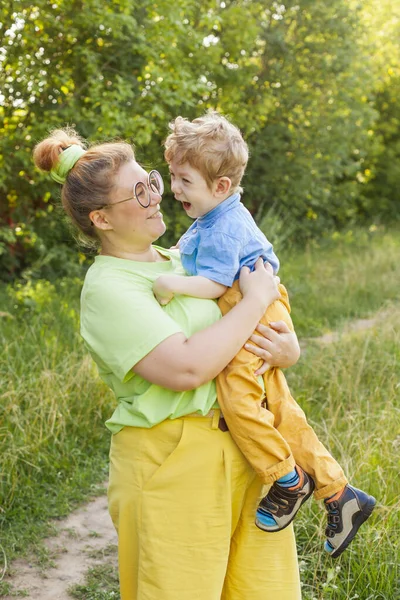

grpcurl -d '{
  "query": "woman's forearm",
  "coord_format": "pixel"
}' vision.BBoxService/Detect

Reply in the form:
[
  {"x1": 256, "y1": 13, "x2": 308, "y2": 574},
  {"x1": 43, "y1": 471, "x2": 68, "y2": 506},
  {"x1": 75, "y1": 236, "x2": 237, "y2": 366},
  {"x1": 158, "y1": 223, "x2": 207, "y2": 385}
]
[
  {"x1": 134, "y1": 294, "x2": 270, "y2": 391},
  {"x1": 183, "y1": 294, "x2": 268, "y2": 386},
  {"x1": 134, "y1": 261, "x2": 280, "y2": 391}
]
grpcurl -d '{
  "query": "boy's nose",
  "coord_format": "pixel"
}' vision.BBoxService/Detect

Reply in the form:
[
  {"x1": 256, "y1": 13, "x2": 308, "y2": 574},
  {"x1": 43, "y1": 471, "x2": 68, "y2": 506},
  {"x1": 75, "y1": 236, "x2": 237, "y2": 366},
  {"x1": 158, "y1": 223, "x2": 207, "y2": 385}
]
[{"x1": 171, "y1": 179, "x2": 181, "y2": 195}]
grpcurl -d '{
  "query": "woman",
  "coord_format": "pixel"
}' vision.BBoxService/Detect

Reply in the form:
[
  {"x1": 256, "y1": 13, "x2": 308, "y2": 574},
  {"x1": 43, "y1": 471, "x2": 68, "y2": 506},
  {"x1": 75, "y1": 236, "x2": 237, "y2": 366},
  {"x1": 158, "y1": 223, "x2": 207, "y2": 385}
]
[{"x1": 33, "y1": 129, "x2": 302, "y2": 600}]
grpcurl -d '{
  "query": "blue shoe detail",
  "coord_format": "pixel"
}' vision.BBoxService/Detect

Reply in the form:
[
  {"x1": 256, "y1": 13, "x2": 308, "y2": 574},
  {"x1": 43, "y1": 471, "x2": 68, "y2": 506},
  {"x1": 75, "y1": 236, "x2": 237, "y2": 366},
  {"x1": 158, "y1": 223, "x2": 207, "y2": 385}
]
[
  {"x1": 255, "y1": 511, "x2": 277, "y2": 528},
  {"x1": 255, "y1": 466, "x2": 315, "y2": 532},
  {"x1": 324, "y1": 540, "x2": 334, "y2": 553}
]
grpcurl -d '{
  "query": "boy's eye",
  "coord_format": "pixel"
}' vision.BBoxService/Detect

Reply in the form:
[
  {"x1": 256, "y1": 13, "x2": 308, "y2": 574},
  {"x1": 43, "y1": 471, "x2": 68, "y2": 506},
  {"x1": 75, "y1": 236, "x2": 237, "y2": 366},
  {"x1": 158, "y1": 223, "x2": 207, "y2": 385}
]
[{"x1": 183, "y1": 178, "x2": 191, "y2": 184}]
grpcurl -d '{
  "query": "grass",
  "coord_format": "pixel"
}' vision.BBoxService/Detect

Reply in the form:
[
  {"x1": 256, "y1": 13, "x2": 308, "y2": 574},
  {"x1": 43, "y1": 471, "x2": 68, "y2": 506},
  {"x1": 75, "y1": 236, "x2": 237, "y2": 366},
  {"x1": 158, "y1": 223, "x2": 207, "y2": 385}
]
[
  {"x1": 0, "y1": 278, "x2": 114, "y2": 594},
  {"x1": 279, "y1": 226, "x2": 400, "y2": 337},
  {"x1": 68, "y1": 563, "x2": 120, "y2": 600},
  {"x1": 68, "y1": 545, "x2": 120, "y2": 600},
  {"x1": 1, "y1": 225, "x2": 399, "y2": 598},
  {"x1": 287, "y1": 305, "x2": 400, "y2": 599}
]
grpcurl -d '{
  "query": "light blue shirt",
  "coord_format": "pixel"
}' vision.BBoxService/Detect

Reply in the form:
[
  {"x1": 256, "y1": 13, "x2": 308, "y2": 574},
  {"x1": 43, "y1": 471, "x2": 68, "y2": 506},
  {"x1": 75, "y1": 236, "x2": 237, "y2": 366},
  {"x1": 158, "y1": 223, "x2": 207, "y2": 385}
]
[{"x1": 179, "y1": 193, "x2": 279, "y2": 287}]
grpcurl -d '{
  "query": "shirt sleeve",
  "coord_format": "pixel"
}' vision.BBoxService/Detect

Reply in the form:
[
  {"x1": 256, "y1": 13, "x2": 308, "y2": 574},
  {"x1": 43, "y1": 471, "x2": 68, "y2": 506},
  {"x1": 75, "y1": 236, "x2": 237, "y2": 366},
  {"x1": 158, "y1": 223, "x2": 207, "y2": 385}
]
[
  {"x1": 81, "y1": 275, "x2": 183, "y2": 382},
  {"x1": 195, "y1": 231, "x2": 242, "y2": 287},
  {"x1": 263, "y1": 242, "x2": 279, "y2": 273}
]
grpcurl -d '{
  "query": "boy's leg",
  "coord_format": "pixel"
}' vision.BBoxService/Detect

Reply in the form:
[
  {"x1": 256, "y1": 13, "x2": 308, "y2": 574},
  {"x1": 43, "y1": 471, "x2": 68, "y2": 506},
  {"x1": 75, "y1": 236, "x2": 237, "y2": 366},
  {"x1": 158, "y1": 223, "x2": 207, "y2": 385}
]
[
  {"x1": 246, "y1": 287, "x2": 375, "y2": 553},
  {"x1": 260, "y1": 288, "x2": 347, "y2": 499},
  {"x1": 217, "y1": 283, "x2": 295, "y2": 484},
  {"x1": 218, "y1": 281, "x2": 347, "y2": 500},
  {"x1": 264, "y1": 367, "x2": 347, "y2": 499}
]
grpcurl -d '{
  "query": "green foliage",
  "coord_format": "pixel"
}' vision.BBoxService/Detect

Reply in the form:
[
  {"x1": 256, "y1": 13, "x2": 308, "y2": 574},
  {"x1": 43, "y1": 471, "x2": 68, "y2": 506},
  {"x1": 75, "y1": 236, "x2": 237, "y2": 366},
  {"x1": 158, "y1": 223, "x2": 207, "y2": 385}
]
[
  {"x1": 240, "y1": 1, "x2": 378, "y2": 238},
  {"x1": 0, "y1": 0, "x2": 399, "y2": 278},
  {"x1": 363, "y1": 74, "x2": 400, "y2": 221},
  {"x1": 354, "y1": 0, "x2": 400, "y2": 225}
]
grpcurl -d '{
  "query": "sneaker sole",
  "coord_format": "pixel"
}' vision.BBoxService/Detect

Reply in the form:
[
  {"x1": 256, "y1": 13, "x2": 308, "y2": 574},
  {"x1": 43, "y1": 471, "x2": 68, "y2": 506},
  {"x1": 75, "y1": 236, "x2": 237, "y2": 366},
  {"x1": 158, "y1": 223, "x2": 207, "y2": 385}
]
[
  {"x1": 330, "y1": 495, "x2": 376, "y2": 558},
  {"x1": 255, "y1": 478, "x2": 315, "y2": 533}
]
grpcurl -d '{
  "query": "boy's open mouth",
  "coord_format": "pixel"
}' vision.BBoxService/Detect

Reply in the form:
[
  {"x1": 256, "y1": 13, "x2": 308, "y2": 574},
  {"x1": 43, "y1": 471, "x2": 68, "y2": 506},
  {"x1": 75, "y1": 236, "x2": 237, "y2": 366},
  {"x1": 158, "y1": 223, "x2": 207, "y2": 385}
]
[{"x1": 182, "y1": 202, "x2": 192, "y2": 211}]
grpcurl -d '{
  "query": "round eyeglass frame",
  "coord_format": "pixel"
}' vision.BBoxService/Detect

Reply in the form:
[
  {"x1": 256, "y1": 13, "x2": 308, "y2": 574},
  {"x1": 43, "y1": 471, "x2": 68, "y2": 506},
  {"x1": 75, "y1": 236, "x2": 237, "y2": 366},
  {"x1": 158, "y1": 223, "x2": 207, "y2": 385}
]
[{"x1": 100, "y1": 170, "x2": 164, "y2": 210}]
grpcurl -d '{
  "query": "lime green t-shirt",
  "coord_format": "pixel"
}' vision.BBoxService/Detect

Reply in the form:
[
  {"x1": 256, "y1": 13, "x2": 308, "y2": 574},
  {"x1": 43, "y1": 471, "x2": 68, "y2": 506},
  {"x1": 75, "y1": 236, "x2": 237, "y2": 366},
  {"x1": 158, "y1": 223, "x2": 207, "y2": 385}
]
[{"x1": 80, "y1": 246, "x2": 221, "y2": 433}]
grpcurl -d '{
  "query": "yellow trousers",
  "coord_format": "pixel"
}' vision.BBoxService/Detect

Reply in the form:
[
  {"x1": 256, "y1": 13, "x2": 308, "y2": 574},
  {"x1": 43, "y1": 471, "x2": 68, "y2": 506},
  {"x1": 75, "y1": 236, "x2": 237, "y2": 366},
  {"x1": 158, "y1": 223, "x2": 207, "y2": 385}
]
[
  {"x1": 217, "y1": 282, "x2": 348, "y2": 501},
  {"x1": 108, "y1": 413, "x2": 301, "y2": 600}
]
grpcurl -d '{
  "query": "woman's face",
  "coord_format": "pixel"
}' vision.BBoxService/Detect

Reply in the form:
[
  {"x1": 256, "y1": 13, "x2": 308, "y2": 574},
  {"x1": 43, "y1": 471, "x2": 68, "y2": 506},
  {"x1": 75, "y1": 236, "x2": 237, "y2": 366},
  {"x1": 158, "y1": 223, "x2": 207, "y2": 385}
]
[{"x1": 101, "y1": 160, "x2": 166, "y2": 247}]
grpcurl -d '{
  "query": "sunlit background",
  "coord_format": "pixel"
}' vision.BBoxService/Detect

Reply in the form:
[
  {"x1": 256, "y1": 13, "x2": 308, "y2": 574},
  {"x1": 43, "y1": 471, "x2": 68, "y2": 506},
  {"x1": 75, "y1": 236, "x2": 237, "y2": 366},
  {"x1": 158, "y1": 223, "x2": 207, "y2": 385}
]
[{"x1": 0, "y1": 0, "x2": 399, "y2": 281}]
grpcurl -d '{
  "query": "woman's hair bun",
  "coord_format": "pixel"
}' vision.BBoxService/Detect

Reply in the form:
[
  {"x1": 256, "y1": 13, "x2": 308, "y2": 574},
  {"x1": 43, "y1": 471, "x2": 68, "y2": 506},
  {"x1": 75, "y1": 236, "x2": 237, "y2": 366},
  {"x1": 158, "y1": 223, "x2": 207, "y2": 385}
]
[{"x1": 33, "y1": 127, "x2": 85, "y2": 172}]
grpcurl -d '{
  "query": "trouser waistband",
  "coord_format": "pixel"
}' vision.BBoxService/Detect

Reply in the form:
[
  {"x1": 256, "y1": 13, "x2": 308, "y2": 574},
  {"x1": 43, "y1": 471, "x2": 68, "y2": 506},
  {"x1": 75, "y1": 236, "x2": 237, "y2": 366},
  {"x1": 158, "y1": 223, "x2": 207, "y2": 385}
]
[{"x1": 185, "y1": 408, "x2": 229, "y2": 432}]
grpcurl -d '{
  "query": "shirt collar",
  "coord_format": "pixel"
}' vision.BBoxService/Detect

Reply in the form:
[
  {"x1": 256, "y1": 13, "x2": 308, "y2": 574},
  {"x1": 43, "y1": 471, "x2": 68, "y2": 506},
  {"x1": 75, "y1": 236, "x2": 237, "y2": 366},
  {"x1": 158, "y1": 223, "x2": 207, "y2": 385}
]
[{"x1": 198, "y1": 192, "x2": 241, "y2": 226}]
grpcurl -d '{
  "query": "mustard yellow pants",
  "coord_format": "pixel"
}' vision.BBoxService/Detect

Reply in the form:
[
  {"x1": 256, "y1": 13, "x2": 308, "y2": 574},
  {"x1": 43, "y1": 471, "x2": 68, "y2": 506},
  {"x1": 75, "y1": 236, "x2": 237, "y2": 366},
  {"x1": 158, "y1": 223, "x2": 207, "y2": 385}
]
[
  {"x1": 108, "y1": 413, "x2": 301, "y2": 600},
  {"x1": 217, "y1": 282, "x2": 348, "y2": 501}
]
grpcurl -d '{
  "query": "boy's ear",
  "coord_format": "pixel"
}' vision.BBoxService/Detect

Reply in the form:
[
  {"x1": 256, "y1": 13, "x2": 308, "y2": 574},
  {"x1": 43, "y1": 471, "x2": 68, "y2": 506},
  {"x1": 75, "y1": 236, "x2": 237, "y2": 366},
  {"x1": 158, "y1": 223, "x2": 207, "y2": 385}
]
[{"x1": 214, "y1": 176, "x2": 232, "y2": 196}]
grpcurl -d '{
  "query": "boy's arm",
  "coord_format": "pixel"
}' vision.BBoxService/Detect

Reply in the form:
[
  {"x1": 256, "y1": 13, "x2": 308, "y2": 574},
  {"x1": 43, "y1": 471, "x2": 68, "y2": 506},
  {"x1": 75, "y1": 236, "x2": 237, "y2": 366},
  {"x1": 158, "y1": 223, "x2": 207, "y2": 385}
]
[{"x1": 153, "y1": 274, "x2": 227, "y2": 305}]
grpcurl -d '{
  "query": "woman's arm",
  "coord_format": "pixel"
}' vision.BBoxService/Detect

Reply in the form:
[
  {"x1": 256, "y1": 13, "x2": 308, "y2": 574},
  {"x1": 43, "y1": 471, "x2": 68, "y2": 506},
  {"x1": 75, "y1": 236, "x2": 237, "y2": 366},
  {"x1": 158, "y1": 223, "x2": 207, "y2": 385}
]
[{"x1": 133, "y1": 259, "x2": 280, "y2": 391}]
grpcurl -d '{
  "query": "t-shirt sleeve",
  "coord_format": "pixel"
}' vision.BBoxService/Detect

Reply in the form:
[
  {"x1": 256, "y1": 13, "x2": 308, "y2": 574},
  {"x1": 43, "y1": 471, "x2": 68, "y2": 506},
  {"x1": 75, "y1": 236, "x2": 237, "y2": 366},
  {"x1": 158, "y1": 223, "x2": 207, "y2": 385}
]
[
  {"x1": 195, "y1": 231, "x2": 242, "y2": 287},
  {"x1": 81, "y1": 275, "x2": 183, "y2": 382}
]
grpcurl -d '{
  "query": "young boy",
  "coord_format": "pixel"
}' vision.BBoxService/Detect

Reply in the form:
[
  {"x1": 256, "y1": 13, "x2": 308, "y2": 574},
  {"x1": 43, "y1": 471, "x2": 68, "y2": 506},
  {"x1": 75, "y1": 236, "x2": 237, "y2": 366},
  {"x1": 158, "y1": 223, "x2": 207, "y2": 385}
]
[{"x1": 153, "y1": 111, "x2": 375, "y2": 558}]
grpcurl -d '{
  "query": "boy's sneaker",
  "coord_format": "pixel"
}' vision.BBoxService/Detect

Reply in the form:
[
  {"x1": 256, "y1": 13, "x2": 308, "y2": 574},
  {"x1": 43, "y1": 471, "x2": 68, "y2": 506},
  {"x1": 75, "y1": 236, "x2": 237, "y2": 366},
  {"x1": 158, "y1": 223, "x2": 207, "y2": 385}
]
[
  {"x1": 256, "y1": 466, "x2": 315, "y2": 532},
  {"x1": 324, "y1": 485, "x2": 376, "y2": 558}
]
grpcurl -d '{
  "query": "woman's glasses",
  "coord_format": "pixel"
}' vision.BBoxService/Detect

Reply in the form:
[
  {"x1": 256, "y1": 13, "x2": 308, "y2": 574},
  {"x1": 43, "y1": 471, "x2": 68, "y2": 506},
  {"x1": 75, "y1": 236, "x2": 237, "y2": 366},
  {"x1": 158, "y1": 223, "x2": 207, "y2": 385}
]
[{"x1": 100, "y1": 170, "x2": 164, "y2": 210}]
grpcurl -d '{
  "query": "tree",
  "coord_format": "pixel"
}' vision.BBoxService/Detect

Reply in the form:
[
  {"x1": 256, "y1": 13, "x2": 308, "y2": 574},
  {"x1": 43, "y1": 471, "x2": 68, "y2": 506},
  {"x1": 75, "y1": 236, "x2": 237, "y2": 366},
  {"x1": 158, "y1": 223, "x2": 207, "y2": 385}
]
[{"x1": 0, "y1": 0, "x2": 396, "y2": 280}]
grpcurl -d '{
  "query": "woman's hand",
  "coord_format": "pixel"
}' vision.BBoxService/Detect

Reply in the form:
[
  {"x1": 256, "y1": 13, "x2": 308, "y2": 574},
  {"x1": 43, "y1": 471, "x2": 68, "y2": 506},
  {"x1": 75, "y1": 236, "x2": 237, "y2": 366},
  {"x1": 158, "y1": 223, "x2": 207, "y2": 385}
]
[
  {"x1": 245, "y1": 320, "x2": 301, "y2": 375},
  {"x1": 239, "y1": 259, "x2": 280, "y2": 310}
]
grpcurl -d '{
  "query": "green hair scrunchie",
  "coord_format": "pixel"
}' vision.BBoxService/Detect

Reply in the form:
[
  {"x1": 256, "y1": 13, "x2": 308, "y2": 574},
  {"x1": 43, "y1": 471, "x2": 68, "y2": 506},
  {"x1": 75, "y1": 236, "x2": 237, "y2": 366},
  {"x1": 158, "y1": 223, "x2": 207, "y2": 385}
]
[{"x1": 50, "y1": 145, "x2": 86, "y2": 184}]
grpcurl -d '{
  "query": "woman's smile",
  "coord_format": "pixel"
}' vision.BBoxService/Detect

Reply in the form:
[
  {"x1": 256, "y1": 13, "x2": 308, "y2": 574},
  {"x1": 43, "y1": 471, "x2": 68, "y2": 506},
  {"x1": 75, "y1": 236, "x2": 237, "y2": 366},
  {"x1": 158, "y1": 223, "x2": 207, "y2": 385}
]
[{"x1": 147, "y1": 208, "x2": 163, "y2": 219}]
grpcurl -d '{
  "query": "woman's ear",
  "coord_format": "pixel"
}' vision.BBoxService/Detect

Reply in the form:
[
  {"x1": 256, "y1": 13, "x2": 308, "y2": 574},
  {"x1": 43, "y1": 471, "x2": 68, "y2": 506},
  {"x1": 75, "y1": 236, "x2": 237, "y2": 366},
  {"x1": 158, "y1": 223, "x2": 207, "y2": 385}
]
[{"x1": 89, "y1": 210, "x2": 113, "y2": 231}]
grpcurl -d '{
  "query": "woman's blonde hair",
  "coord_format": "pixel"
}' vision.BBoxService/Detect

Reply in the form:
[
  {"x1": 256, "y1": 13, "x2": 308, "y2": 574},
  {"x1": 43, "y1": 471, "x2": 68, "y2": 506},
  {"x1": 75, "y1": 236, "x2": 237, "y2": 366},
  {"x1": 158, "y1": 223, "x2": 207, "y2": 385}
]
[
  {"x1": 33, "y1": 128, "x2": 134, "y2": 246},
  {"x1": 164, "y1": 111, "x2": 248, "y2": 193}
]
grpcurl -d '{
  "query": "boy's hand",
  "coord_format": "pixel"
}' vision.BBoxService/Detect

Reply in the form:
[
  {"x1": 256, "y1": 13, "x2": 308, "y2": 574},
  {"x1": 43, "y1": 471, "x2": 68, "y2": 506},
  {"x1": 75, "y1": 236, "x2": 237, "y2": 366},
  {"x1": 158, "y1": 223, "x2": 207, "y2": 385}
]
[
  {"x1": 239, "y1": 259, "x2": 280, "y2": 309},
  {"x1": 153, "y1": 275, "x2": 175, "y2": 306}
]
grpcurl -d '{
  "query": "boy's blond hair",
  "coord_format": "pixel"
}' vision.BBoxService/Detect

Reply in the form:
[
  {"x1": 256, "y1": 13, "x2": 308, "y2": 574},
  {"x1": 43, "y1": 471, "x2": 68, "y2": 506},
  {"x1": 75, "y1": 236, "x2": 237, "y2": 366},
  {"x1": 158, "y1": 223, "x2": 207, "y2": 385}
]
[{"x1": 164, "y1": 111, "x2": 249, "y2": 193}]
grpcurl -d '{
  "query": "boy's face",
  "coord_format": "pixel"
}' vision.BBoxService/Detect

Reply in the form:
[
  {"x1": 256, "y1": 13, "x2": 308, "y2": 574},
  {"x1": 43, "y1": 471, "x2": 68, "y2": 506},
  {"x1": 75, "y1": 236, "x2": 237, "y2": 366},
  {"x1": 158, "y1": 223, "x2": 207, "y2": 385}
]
[{"x1": 168, "y1": 160, "x2": 227, "y2": 219}]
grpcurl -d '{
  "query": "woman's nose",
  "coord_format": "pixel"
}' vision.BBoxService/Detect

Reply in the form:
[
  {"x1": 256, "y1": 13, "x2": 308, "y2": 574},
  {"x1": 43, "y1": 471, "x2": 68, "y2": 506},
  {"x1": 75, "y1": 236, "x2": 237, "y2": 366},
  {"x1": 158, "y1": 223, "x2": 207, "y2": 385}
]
[{"x1": 149, "y1": 186, "x2": 162, "y2": 204}]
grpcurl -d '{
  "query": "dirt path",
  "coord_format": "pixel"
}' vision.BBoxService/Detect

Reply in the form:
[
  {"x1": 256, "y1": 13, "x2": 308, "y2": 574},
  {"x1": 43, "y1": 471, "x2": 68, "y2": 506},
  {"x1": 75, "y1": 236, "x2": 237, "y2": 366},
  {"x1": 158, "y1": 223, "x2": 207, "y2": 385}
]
[
  {"x1": 1, "y1": 310, "x2": 386, "y2": 599},
  {"x1": 301, "y1": 309, "x2": 391, "y2": 347},
  {"x1": 2, "y1": 495, "x2": 117, "y2": 599}
]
